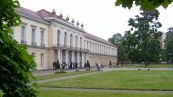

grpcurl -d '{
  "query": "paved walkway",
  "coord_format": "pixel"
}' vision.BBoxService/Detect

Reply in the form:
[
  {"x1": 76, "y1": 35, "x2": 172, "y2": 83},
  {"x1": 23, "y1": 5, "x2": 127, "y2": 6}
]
[{"x1": 41, "y1": 87, "x2": 173, "y2": 94}]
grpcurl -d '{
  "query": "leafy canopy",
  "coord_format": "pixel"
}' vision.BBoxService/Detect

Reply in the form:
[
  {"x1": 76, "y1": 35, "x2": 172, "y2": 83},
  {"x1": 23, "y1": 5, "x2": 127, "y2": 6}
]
[
  {"x1": 164, "y1": 27, "x2": 173, "y2": 63},
  {"x1": 115, "y1": 0, "x2": 173, "y2": 10},
  {"x1": 0, "y1": 0, "x2": 38, "y2": 97},
  {"x1": 126, "y1": 9, "x2": 162, "y2": 65}
]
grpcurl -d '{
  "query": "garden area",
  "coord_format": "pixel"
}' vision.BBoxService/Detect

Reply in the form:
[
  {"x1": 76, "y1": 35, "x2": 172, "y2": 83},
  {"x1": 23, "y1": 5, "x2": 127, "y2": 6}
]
[
  {"x1": 39, "y1": 90, "x2": 173, "y2": 97},
  {"x1": 113, "y1": 64, "x2": 173, "y2": 68},
  {"x1": 38, "y1": 70, "x2": 173, "y2": 97}
]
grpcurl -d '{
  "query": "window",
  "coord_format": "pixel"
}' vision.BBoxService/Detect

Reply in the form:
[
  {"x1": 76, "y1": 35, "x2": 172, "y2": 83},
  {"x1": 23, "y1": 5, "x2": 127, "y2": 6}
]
[
  {"x1": 21, "y1": 25, "x2": 26, "y2": 43},
  {"x1": 32, "y1": 28, "x2": 36, "y2": 43},
  {"x1": 75, "y1": 36, "x2": 78, "y2": 48},
  {"x1": 64, "y1": 32, "x2": 67, "y2": 46},
  {"x1": 31, "y1": 53, "x2": 35, "y2": 57},
  {"x1": 41, "y1": 30, "x2": 44, "y2": 47},
  {"x1": 80, "y1": 37, "x2": 82, "y2": 49},
  {"x1": 41, "y1": 53, "x2": 44, "y2": 67},
  {"x1": 70, "y1": 34, "x2": 73, "y2": 48},
  {"x1": 57, "y1": 30, "x2": 60, "y2": 46}
]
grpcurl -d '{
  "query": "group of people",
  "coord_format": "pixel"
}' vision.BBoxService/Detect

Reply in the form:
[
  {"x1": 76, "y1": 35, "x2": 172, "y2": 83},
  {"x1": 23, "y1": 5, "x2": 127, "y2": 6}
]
[
  {"x1": 95, "y1": 62, "x2": 104, "y2": 71},
  {"x1": 52, "y1": 61, "x2": 82, "y2": 70}
]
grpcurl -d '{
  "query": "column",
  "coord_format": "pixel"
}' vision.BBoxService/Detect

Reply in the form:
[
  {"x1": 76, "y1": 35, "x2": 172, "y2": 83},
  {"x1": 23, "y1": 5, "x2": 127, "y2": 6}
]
[
  {"x1": 65, "y1": 50, "x2": 69, "y2": 64},
  {"x1": 58, "y1": 49, "x2": 62, "y2": 64},
  {"x1": 66, "y1": 32, "x2": 70, "y2": 47},
  {"x1": 82, "y1": 52, "x2": 85, "y2": 67},
  {"x1": 72, "y1": 51, "x2": 75, "y2": 63},
  {"x1": 77, "y1": 51, "x2": 80, "y2": 64}
]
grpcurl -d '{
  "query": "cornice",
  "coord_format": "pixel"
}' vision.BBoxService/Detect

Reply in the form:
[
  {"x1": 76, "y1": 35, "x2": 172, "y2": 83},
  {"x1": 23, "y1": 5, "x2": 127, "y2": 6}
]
[{"x1": 45, "y1": 17, "x2": 85, "y2": 33}]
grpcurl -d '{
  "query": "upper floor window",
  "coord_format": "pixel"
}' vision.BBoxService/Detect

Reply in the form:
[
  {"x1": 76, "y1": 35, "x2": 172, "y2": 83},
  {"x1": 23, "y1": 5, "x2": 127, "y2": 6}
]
[
  {"x1": 75, "y1": 35, "x2": 78, "y2": 48},
  {"x1": 80, "y1": 37, "x2": 82, "y2": 48},
  {"x1": 57, "y1": 30, "x2": 60, "y2": 46},
  {"x1": 64, "y1": 32, "x2": 67, "y2": 46},
  {"x1": 70, "y1": 34, "x2": 73, "y2": 48},
  {"x1": 21, "y1": 25, "x2": 26, "y2": 43},
  {"x1": 31, "y1": 28, "x2": 36, "y2": 44},
  {"x1": 41, "y1": 30, "x2": 45, "y2": 47}
]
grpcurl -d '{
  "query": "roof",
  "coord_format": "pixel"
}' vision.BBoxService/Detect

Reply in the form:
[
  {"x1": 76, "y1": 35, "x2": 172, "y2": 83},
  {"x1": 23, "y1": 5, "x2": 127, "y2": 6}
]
[
  {"x1": 37, "y1": 9, "x2": 85, "y2": 32},
  {"x1": 16, "y1": 7, "x2": 48, "y2": 24},
  {"x1": 84, "y1": 32, "x2": 115, "y2": 47},
  {"x1": 17, "y1": 7, "x2": 115, "y2": 47}
]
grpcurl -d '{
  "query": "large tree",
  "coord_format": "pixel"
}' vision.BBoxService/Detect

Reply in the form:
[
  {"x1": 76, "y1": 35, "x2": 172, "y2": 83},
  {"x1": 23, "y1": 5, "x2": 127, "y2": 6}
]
[
  {"x1": 0, "y1": 0, "x2": 38, "y2": 97},
  {"x1": 108, "y1": 33, "x2": 128, "y2": 65},
  {"x1": 115, "y1": 0, "x2": 173, "y2": 10},
  {"x1": 164, "y1": 27, "x2": 173, "y2": 64},
  {"x1": 126, "y1": 9, "x2": 162, "y2": 66}
]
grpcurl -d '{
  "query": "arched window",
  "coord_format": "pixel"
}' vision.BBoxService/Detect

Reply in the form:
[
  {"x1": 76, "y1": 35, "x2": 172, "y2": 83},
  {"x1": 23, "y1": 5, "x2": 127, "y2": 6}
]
[
  {"x1": 75, "y1": 35, "x2": 78, "y2": 48},
  {"x1": 80, "y1": 37, "x2": 82, "y2": 49},
  {"x1": 57, "y1": 30, "x2": 60, "y2": 46},
  {"x1": 70, "y1": 34, "x2": 73, "y2": 48},
  {"x1": 64, "y1": 32, "x2": 67, "y2": 46}
]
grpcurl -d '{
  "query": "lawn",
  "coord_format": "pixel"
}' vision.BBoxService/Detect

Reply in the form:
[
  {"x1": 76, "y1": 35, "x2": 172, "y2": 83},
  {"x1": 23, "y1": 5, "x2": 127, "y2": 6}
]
[
  {"x1": 40, "y1": 70, "x2": 173, "y2": 91},
  {"x1": 39, "y1": 90, "x2": 173, "y2": 97},
  {"x1": 35, "y1": 71, "x2": 95, "y2": 81},
  {"x1": 114, "y1": 64, "x2": 173, "y2": 68}
]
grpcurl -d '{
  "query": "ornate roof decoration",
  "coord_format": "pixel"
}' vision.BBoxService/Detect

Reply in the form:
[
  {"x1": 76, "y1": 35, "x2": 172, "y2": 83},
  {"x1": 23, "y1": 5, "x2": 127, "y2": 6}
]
[
  {"x1": 71, "y1": 18, "x2": 75, "y2": 24},
  {"x1": 51, "y1": 9, "x2": 56, "y2": 15},
  {"x1": 65, "y1": 16, "x2": 69, "y2": 21},
  {"x1": 76, "y1": 21, "x2": 79, "y2": 26},
  {"x1": 59, "y1": 13, "x2": 63, "y2": 18},
  {"x1": 81, "y1": 23, "x2": 84, "y2": 28}
]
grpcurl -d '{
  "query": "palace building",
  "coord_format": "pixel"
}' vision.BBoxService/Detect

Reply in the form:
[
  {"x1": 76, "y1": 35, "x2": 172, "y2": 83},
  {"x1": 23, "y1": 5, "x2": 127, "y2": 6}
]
[{"x1": 13, "y1": 7, "x2": 117, "y2": 70}]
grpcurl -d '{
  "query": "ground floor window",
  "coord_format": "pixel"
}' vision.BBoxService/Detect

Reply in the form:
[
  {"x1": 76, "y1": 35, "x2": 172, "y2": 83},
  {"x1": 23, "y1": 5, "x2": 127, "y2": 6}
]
[{"x1": 41, "y1": 53, "x2": 44, "y2": 67}]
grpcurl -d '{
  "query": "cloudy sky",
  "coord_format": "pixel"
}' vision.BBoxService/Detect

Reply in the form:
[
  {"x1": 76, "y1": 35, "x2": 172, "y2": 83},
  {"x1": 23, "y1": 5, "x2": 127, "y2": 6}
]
[{"x1": 19, "y1": 0, "x2": 173, "y2": 40}]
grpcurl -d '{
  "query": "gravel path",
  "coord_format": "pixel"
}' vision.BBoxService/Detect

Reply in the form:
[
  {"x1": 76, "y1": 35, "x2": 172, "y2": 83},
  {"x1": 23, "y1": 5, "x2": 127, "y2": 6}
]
[{"x1": 41, "y1": 87, "x2": 173, "y2": 94}]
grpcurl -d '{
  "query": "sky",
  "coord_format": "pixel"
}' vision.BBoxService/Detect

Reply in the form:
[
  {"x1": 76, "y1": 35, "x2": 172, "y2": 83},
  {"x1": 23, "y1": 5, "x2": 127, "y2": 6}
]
[{"x1": 19, "y1": 0, "x2": 173, "y2": 40}]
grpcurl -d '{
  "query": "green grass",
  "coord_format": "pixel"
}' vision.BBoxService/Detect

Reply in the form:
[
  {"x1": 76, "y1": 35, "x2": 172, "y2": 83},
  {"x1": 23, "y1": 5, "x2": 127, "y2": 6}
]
[
  {"x1": 35, "y1": 71, "x2": 95, "y2": 81},
  {"x1": 114, "y1": 64, "x2": 173, "y2": 68},
  {"x1": 39, "y1": 90, "x2": 173, "y2": 97},
  {"x1": 40, "y1": 70, "x2": 173, "y2": 91}
]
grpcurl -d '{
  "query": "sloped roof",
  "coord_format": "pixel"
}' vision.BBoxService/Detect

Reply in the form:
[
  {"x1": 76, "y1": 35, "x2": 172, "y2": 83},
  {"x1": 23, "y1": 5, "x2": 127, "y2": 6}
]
[
  {"x1": 37, "y1": 9, "x2": 76, "y2": 26},
  {"x1": 16, "y1": 7, "x2": 48, "y2": 24},
  {"x1": 17, "y1": 7, "x2": 115, "y2": 47},
  {"x1": 84, "y1": 32, "x2": 115, "y2": 47}
]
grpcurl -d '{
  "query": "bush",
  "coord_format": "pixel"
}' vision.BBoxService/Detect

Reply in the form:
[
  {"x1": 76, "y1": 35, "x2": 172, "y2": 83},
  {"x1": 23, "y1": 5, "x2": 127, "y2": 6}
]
[
  {"x1": 85, "y1": 60, "x2": 91, "y2": 71},
  {"x1": 109, "y1": 60, "x2": 112, "y2": 68},
  {"x1": 0, "y1": 0, "x2": 38, "y2": 96}
]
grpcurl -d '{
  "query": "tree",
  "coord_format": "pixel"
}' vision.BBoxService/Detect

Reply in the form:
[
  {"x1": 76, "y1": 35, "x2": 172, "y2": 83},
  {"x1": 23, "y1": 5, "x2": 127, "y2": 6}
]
[
  {"x1": 0, "y1": 0, "x2": 37, "y2": 97},
  {"x1": 164, "y1": 27, "x2": 173, "y2": 64},
  {"x1": 126, "y1": 9, "x2": 162, "y2": 66},
  {"x1": 109, "y1": 60, "x2": 112, "y2": 68},
  {"x1": 108, "y1": 33, "x2": 127, "y2": 65},
  {"x1": 85, "y1": 60, "x2": 90, "y2": 71},
  {"x1": 115, "y1": 0, "x2": 173, "y2": 10},
  {"x1": 108, "y1": 33, "x2": 122, "y2": 45}
]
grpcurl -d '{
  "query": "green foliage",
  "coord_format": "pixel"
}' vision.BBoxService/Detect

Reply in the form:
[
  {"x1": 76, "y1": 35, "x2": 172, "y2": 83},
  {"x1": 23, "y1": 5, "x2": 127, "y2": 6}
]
[
  {"x1": 115, "y1": 0, "x2": 173, "y2": 10},
  {"x1": 55, "y1": 60, "x2": 60, "y2": 70},
  {"x1": 85, "y1": 60, "x2": 90, "y2": 71},
  {"x1": 164, "y1": 27, "x2": 173, "y2": 63},
  {"x1": 0, "y1": 90, "x2": 3, "y2": 97},
  {"x1": 108, "y1": 33, "x2": 128, "y2": 65},
  {"x1": 109, "y1": 60, "x2": 112, "y2": 68},
  {"x1": 124, "y1": 9, "x2": 162, "y2": 65},
  {"x1": 0, "y1": 0, "x2": 38, "y2": 97}
]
